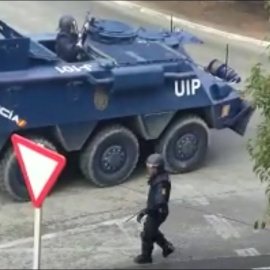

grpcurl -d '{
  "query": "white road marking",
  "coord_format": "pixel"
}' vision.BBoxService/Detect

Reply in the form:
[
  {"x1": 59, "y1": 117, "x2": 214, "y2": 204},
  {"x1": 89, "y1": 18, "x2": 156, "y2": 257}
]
[
  {"x1": 171, "y1": 184, "x2": 210, "y2": 206},
  {"x1": 0, "y1": 246, "x2": 139, "y2": 254},
  {"x1": 109, "y1": 1, "x2": 269, "y2": 47},
  {"x1": 235, "y1": 248, "x2": 260, "y2": 257},
  {"x1": 252, "y1": 268, "x2": 270, "y2": 270},
  {"x1": 204, "y1": 214, "x2": 240, "y2": 240},
  {"x1": 0, "y1": 215, "x2": 137, "y2": 250},
  {"x1": 191, "y1": 197, "x2": 210, "y2": 206}
]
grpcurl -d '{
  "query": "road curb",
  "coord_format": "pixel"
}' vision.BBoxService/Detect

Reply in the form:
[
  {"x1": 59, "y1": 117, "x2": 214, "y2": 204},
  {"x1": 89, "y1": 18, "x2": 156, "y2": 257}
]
[{"x1": 113, "y1": 0, "x2": 270, "y2": 48}]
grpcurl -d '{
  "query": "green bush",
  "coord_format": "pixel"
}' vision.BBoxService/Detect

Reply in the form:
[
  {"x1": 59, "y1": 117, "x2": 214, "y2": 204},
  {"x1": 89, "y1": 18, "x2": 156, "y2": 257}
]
[
  {"x1": 244, "y1": 51, "x2": 270, "y2": 229},
  {"x1": 265, "y1": 1, "x2": 270, "y2": 11}
]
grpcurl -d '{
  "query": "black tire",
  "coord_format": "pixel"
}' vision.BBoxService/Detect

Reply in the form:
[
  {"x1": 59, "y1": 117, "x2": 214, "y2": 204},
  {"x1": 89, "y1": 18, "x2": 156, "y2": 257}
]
[
  {"x1": 0, "y1": 137, "x2": 57, "y2": 202},
  {"x1": 79, "y1": 125, "x2": 139, "y2": 187},
  {"x1": 156, "y1": 115, "x2": 209, "y2": 173}
]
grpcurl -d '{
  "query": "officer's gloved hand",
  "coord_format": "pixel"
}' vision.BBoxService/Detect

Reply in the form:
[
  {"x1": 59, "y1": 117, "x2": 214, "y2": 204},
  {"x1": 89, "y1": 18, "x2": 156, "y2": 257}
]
[
  {"x1": 76, "y1": 39, "x2": 83, "y2": 48},
  {"x1": 136, "y1": 209, "x2": 146, "y2": 223}
]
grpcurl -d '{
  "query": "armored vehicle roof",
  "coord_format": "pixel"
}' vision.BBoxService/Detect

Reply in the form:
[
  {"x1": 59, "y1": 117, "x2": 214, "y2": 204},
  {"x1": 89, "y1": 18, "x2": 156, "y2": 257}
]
[
  {"x1": 0, "y1": 15, "x2": 204, "y2": 71},
  {"x1": 0, "y1": 20, "x2": 58, "y2": 72},
  {"x1": 83, "y1": 18, "x2": 203, "y2": 66},
  {"x1": 89, "y1": 40, "x2": 183, "y2": 65}
]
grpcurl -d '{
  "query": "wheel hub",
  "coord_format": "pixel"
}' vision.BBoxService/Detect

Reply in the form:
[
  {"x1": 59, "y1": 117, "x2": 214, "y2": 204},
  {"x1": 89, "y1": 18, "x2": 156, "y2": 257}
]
[
  {"x1": 176, "y1": 133, "x2": 198, "y2": 160},
  {"x1": 101, "y1": 145, "x2": 126, "y2": 173}
]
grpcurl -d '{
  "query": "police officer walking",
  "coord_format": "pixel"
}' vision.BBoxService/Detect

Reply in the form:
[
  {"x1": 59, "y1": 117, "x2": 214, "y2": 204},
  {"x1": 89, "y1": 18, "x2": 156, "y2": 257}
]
[
  {"x1": 55, "y1": 15, "x2": 86, "y2": 62},
  {"x1": 134, "y1": 153, "x2": 175, "y2": 264}
]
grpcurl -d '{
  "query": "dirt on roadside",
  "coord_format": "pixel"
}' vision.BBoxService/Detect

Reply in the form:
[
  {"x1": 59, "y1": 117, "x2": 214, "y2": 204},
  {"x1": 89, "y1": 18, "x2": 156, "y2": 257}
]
[{"x1": 134, "y1": 1, "x2": 270, "y2": 39}]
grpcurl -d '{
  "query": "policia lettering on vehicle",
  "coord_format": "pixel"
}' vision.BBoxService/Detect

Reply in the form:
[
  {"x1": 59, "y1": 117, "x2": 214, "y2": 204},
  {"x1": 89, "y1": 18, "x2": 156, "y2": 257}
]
[
  {"x1": 55, "y1": 15, "x2": 86, "y2": 63},
  {"x1": 134, "y1": 153, "x2": 175, "y2": 264}
]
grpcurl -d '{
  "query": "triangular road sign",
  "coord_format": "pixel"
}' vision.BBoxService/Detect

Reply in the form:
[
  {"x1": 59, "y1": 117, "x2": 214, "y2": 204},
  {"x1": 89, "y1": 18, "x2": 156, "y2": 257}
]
[{"x1": 11, "y1": 134, "x2": 66, "y2": 208}]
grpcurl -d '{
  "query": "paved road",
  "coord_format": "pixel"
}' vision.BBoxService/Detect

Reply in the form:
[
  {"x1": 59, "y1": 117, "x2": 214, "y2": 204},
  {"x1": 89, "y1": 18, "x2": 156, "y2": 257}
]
[
  {"x1": 1, "y1": 189, "x2": 270, "y2": 269},
  {"x1": 125, "y1": 255, "x2": 270, "y2": 269},
  {"x1": 0, "y1": 1, "x2": 269, "y2": 269}
]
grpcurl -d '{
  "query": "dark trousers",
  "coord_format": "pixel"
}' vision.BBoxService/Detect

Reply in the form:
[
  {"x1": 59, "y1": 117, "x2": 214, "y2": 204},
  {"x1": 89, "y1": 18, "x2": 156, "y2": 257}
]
[{"x1": 140, "y1": 212, "x2": 169, "y2": 257}]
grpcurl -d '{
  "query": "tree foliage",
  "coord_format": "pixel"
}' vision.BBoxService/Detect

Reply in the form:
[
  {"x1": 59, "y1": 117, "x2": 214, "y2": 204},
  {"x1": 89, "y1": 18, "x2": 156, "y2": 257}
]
[
  {"x1": 265, "y1": 1, "x2": 270, "y2": 13},
  {"x1": 243, "y1": 0, "x2": 270, "y2": 230},
  {"x1": 244, "y1": 59, "x2": 270, "y2": 229}
]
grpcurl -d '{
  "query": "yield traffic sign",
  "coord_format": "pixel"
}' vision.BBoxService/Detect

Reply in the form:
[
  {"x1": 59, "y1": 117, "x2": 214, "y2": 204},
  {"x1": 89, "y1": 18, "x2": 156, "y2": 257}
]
[
  {"x1": 11, "y1": 134, "x2": 66, "y2": 269},
  {"x1": 11, "y1": 134, "x2": 66, "y2": 208}
]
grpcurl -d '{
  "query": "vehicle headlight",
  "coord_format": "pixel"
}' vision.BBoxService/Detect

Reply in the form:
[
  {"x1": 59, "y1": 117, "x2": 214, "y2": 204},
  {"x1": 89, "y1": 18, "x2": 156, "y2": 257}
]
[{"x1": 221, "y1": 104, "x2": 231, "y2": 118}]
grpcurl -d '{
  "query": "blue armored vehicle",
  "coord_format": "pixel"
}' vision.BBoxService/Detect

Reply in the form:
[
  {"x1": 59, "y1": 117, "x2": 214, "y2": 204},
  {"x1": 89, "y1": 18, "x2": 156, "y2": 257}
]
[{"x1": 0, "y1": 14, "x2": 254, "y2": 202}]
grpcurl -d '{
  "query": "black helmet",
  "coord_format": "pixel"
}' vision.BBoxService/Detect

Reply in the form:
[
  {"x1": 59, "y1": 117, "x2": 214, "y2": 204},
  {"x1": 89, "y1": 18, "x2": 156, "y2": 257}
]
[
  {"x1": 58, "y1": 15, "x2": 78, "y2": 33},
  {"x1": 146, "y1": 153, "x2": 164, "y2": 169}
]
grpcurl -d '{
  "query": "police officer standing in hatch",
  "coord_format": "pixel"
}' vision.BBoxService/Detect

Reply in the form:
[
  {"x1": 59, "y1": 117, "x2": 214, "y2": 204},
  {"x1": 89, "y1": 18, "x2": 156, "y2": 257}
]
[
  {"x1": 55, "y1": 15, "x2": 86, "y2": 63},
  {"x1": 134, "y1": 153, "x2": 175, "y2": 264}
]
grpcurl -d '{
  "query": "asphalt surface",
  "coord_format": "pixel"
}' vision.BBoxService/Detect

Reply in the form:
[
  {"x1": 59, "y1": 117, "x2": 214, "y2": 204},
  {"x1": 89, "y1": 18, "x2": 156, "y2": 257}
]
[
  {"x1": 0, "y1": 1, "x2": 270, "y2": 269},
  {"x1": 124, "y1": 255, "x2": 270, "y2": 269}
]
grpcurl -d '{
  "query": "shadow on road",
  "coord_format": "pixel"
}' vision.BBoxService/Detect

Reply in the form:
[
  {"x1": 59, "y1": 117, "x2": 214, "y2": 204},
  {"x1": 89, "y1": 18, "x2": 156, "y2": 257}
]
[{"x1": 122, "y1": 254, "x2": 270, "y2": 269}]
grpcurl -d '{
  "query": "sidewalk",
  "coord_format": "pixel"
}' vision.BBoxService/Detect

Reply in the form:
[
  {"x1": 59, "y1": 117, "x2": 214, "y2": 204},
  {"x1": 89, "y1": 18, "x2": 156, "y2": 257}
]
[{"x1": 135, "y1": 1, "x2": 270, "y2": 40}]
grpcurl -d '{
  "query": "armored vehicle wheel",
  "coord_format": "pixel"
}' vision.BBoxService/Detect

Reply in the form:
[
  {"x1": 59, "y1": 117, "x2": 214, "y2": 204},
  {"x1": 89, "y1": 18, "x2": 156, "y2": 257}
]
[
  {"x1": 0, "y1": 137, "x2": 57, "y2": 202},
  {"x1": 156, "y1": 115, "x2": 209, "y2": 173},
  {"x1": 80, "y1": 125, "x2": 139, "y2": 187}
]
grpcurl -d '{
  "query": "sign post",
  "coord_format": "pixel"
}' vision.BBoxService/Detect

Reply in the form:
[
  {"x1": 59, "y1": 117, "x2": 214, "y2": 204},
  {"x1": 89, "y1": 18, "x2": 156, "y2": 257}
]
[
  {"x1": 33, "y1": 207, "x2": 42, "y2": 269},
  {"x1": 11, "y1": 134, "x2": 66, "y2": 270}
]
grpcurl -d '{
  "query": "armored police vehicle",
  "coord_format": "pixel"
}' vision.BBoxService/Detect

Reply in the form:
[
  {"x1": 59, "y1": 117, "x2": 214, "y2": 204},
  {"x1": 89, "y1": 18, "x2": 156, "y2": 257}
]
[{"x1": 0, "y1": 14, "x2": 254, "y2": 202}]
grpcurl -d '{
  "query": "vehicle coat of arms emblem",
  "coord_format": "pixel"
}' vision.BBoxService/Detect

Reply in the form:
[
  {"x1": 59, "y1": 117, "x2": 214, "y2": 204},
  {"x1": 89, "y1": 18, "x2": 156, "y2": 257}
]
[{"x1": 94, "y1": 87, "x2": 109, "y2": 111}]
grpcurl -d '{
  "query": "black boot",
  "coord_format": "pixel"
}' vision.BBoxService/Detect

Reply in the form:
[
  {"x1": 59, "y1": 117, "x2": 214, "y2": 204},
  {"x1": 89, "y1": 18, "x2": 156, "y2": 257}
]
[
  {"x1": 155, "y1": 232, "x2": 175, "y2": 258},
  {"x1": 134, "y1": 254, "x2": 152, "y2": 264},
  {"x1": 134, "y1": 241, "x2": 153, "y2": 264},
  {"x1": 162, "y1": 242, "x2": 175, "y2": 258}
]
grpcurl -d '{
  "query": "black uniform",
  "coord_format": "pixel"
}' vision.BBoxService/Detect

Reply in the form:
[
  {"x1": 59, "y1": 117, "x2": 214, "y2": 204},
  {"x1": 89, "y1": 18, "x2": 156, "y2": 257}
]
[
  {"x1": 55, "y1": 15, "x2": 85, "y2": 63},
  {"x1": 134, "y1": 154, "x2": 174, "y2": 264},
  {"x1": 55, "y1": 31, "x2": 83, "y2": 62}
]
